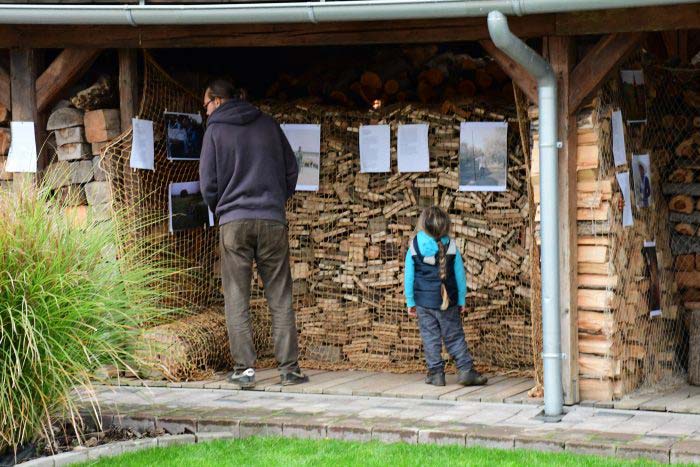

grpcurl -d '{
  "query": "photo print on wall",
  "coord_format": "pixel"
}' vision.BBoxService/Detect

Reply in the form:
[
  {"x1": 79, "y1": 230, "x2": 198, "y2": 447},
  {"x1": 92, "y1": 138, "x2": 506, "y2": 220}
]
[
  {"x1": 459, "y1": 121, "x2": 508, "y2": 192},
  {"x1": 168, "y1": 181, "x2": 214, "y2": 233},
  {"x1": 165, "y1": 111, "x2": 204, "y2": 161},
  {"x1": 281, "y1": 123, "x2": 321, "y2": 191}
]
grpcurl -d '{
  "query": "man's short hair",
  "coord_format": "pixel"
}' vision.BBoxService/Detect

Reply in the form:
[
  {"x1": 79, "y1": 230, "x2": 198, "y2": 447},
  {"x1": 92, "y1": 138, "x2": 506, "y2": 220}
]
[{"x1": 207, "y1": 79, "x2": 238, "y2": 100}]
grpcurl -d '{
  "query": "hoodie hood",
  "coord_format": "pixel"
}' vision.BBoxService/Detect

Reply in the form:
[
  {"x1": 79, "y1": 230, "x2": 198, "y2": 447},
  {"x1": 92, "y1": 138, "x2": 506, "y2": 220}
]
[
  {"x1": 207, "y1": 99, "x2": 261, "y2": 126},
  {"x1": 416, "y1": 230, "x2": 450, "y2": 257}
]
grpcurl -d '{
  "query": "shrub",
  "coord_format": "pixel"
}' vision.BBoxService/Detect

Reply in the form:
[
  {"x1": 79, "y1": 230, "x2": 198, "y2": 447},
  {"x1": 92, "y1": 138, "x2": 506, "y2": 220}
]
[{"x1": 0, "y1": 182, "x2": 180, "y2": 453}]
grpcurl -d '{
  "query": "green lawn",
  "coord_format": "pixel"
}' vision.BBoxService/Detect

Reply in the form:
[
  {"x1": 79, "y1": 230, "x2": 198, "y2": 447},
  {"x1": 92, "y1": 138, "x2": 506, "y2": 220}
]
[{"x1": 79, "y1": 436, "x2": 668, "y2": 466}]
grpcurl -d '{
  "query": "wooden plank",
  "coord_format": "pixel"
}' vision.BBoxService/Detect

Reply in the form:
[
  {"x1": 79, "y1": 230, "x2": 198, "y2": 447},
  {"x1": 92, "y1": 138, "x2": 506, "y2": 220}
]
[
  {"x1": 578, "y1": 333, "x2": 613, "y2": 356},
  {"x1": 323, "y1": 372, "x2": 423, "y2": 396},
  {"x1": 578, "y1": 262, "x2": 612, "y2": 275},
  {"x1": 439, "y1": 375, "x2": 507, "y2": 401},
  {"x1": 479, "y1": 39, "x2": 538, "y2": 103},
  {"x1": 0, "y1": 65, "x2": 9, "y2": 110},
  {"x1": 286, "y1": 370, "x2": 373, "y2": 394},
  {"x1": 579, "y1": 354, "x2": 620, "y2": 378},
  {"x1": 36, "y1": 48, "x2": 102, "y2": 113},
  {"x1": 613, "y1": 394, "x2": 657, "y2": 410},
  {"x1": 256, "y1": 368, "x2": 326, "y2": 392},
  {"x1": 382, "y1": 378, "x2": 465, "y2": 400},
  {"x1": 569, "y1": 33, "x2": 644, "y2": 113},
  {"x1": 578, "y1": 289, "x2": 616, "y2": 311},
  {"x1": 666, "y1": 392, "x2": 700, "y2": 414},
  {"x1": 579, "y1": 378, "x2": 614, "y2": 401},
  {"x1": 639, "y1": 386, "x2": 697, "y2": 412},
  {"x1": 675, "y1": 271, "x2": 700, "y2": 288},
  {"x1": 457, "y1": 376, "x2": 529, "y2": 402},
  {"x1": 481, "y1": 378, "x2": 536, "y2": 403},
  {"x1": 118, "y1": 49, "x2": 139, "y2": 132}
]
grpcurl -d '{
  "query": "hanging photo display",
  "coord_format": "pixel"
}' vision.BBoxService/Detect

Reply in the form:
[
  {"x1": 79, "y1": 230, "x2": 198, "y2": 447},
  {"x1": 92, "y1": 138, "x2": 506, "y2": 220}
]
[
  {"x1": 615, "y1": 171, "x2": 634, "y2": 228},
  {"x1": 130, "y1": 118, "x2": 155, "y2": 171},
  {"x1": 397, "y1": 123, "x2": 429, "y2": 173},
  {"x1": 359, "y1": 124, "x2": 391, "y2": 173},
  {"x1": 459, "y1": 121, "x2": 508, "y2": 192},
  {"x1": 6, "y1": 121, "x2": 37, "y2": 173},
  {"x1": 281, "y1": 123, "x2": 321, "y2": 191},
  {"x1": 643, "y1": 240, "x2": 662, "y2": 318},
  {"x1": 164, "y1": 111, "x2": 204, "y2": 161},
  {"x1": 168, "y1": 181, "x2": 214, "y2": 233},
  {"x1": 632, "y1": 153, "x2": 653, "y2": 208},
  {"x1": 620, "y1": 70, "x2": 647, "y2": 124}
]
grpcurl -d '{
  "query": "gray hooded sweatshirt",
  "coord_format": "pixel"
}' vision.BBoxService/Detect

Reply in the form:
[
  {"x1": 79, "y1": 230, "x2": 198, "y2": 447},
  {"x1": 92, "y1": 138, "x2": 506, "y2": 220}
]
[{"x1": 199, "y1": 99, "x2": 299, "y2": 225}]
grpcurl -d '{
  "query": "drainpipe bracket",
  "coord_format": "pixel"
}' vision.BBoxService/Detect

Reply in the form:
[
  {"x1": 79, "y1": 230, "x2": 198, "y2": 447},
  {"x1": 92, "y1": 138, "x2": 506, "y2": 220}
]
[
  {"x1": 556, "y1": 141, "x2": 563, "y2": 149},
  {"x1": 542, "y1": 352, "x2": 566, "y2": 360}
]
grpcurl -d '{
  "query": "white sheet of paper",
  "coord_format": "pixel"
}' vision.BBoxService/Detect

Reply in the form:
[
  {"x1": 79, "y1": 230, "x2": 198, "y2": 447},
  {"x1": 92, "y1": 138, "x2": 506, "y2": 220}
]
[
  {"x1": 397, "y1": 124, "x2": 429, "y2": 173},
  {"x1": 360, "y1": 124, "x2": 390, "y2": 173},
  {"x1": 6, "y1": 121, "x2": 37, "y2": 173},
  {"x1": 612, "y1": 110, "x2": 627, "y2": 167},
  {"x1": 281, "y1": 123, "x2": 321, "y2": 191},
  {"x1": 130, "y1": 118, "x2": 155, "y2": 171},
  {"x1": 616, "y1": 171, "x2": 634, "y2": 227}
]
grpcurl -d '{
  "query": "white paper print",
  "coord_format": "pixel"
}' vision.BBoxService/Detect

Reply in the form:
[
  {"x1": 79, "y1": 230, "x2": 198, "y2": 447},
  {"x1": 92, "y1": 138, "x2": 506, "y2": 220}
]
[
  {"x1": 130, "y1": 118, "x2": 155, "y2": 171},
  {"x1": 642, "y1": 240, "x2": 662, "y2": 318},
  {"x1": 360, "y1": 124, "x2": 391, "y2": 173},
  {"x1": 612, "y1": 110, "x2": 627, "y2": 167},
  {"x1": 281, "y1": 124, "x2": 321, "y2": 191},
  {"x1": 616, "y1": 171, "x2": 634, "y2": 228},
  {"x1": 6, "y1": 121, "x2": 37, "y2": 173},
  {"x1": 397, "y1": 123, "x2": 429, "y2": 173},
  {"x1": 632, "y1": 153, "x2": 653, "y2": 208},
  {"x1": 168, "y1": 181, "x2": 214, "y2": 233},
  {"x1": 459, "y1": 121, "x2": 508, "y2": 192}
]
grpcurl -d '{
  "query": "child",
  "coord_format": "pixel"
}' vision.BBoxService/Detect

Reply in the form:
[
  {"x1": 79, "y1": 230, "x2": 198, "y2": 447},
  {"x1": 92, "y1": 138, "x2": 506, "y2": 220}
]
[{"x1": 404, "y1": 206, "x2": 488, "y2": 387}]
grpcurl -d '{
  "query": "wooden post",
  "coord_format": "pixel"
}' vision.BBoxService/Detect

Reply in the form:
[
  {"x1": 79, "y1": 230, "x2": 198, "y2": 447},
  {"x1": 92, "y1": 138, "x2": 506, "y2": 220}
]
[
  {"x1": 10, "y1": 48, "x2": 40, "y2": 188},
  {"x1": 119, "y1": 49, "x2": 139, "y2": 132},
  {"x1": 545, "y1": 36, "x2": 579, "y2": 405}
]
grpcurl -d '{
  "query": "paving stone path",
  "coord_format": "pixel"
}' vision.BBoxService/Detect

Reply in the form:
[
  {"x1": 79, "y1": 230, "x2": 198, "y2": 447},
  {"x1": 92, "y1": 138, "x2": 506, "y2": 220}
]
[{"x1": 76, "y1": 384, "x2": 700, "y2": 464}]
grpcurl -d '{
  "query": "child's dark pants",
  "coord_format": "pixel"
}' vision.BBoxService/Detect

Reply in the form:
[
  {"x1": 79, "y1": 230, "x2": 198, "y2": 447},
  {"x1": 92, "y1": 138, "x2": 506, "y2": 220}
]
[{"x1": 416, "y1": 305, "x2": 474, "y2": 374}]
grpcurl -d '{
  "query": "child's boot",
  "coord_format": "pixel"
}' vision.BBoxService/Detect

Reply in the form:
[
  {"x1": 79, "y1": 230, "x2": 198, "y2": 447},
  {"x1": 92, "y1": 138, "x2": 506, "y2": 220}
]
[
  {"x1": 425, "y1": 371, "x2": 446, "y2": 386},
  {"x1": 458, "y1": 368, "x2": 488, "y2": 386}
]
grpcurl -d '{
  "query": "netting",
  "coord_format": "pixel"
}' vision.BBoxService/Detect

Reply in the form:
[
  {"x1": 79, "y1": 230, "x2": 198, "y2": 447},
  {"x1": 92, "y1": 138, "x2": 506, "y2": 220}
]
[
  {"x1": 105, "y1": 51, "x2": 536, "y2": 378},
  {"x1": 528, "y1": 55, "x2": 688, "y2": 400}
]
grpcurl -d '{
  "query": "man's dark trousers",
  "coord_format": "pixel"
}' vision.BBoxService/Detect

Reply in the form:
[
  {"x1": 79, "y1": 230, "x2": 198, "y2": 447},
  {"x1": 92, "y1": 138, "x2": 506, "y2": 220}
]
[{"x1": 220, "y1": 219, "x2": 300, "y2": 374}]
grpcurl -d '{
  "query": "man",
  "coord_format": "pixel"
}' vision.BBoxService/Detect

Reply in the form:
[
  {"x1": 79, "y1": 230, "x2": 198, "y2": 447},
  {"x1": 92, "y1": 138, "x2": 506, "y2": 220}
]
[{"x1": 200, "y1": 79, "x2": 308, "y2": 389}]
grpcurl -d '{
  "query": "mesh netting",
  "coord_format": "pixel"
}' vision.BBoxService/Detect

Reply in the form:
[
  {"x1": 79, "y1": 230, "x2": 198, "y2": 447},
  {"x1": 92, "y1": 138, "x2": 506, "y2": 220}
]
[
  {"x1": 105, "y1": 51, "x2": 536, "y2": 378},
  {"x1": 572, "y1": 58, "x2": 685, "y2": 399}
]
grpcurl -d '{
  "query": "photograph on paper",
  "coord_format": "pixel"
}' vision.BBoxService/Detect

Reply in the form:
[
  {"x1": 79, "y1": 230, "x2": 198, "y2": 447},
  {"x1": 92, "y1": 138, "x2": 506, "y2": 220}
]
[
  {"x1": 632, "y1": 153, "x2": 653, "y2": 208},
  {"x1": 165, "y1": 111, "x2": 204, "y2": 161},
  {"x1": 281, "y1": 123, "x2": 321, "y2": 191},
  {"x1": 459, "y1": 121, "x2": 508, "y2": 192},
  {"x1": 168, "y1": 181, "x2": 214, "y2": 233},
  {"x1": 620, "y1": 70, "x2": 647, "y2": 124}
]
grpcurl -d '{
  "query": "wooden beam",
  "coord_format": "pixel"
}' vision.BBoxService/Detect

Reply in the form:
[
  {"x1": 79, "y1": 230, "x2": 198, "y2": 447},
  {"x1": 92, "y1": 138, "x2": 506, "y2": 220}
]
[
  {"x1": 35, "y1": 48, "x2": 102, "y2": 113},
  {"x1": 118, "y1": 49, "x2": 139, "y2": 132},
  {"x1": 10, "y1": 49, "x2": 38, "y2": 186},
  {"x1": 479, "y1": 39, "x2": 538, "y2": 103},
  {"x1": 545, "y1": 36, "x2": 579, "y2": 405},
  {"x1": 569, "y1": 33, "x2": 643, "y2": 114},
  {"x1": 556, "y1": 4, "x2": 700, "y2": 35}
]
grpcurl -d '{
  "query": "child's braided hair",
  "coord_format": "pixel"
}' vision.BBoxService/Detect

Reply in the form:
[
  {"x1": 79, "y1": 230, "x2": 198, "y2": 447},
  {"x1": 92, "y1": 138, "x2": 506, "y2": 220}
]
[{"x1": 418, "y1": 206, "x2": 452, "y2": 310}]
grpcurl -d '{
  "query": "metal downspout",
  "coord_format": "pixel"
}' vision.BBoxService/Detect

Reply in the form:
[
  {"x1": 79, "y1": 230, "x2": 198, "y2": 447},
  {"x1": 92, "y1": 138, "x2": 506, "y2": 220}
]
[{"x1": 487, "y1": 10, "x2": 563, "y2": 418}]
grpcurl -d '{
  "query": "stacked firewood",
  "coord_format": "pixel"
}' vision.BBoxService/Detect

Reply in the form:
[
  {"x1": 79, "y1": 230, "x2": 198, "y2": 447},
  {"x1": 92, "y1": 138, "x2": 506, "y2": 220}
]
[
  {"x1": 530, "y1": 101, "x2": 680, "y2": 401},
  {"x1": 42, "y1": 76, "x2": 119, "y2": 225},
  {"x1": 215, "y1": 100, "x2": 534, "y2": 373},
  {"x1": 265, "y1": 46, "x2": 513, "y2": 109}
]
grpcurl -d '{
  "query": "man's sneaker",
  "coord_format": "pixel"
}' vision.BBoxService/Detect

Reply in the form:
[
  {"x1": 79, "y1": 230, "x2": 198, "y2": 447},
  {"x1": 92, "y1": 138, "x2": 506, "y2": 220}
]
[
  {"x1": 458, "y1": 368, "x2": 488, "y2": 386},
  {"x1": 280, "y1": 371, "x2": 309, "y2": 386},
  {"x1": 230, "y1": 368, "x2": 256, "y2": 389},
  {"x1": 425, "y1": 371, "x2": 446, "y2": 386}
]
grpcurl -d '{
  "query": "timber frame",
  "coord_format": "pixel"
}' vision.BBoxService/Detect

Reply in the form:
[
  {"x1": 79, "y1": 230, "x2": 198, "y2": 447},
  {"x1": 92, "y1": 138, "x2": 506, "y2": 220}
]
[{"x1": 0, "y1": 1, "x2": 697, "y2": 405}]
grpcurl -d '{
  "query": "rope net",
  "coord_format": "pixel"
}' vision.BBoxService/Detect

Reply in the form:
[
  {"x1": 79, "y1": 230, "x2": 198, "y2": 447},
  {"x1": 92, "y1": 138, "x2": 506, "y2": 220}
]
[{"x1": 104, "y1": 52, "x2": 536, "y2": 379}]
